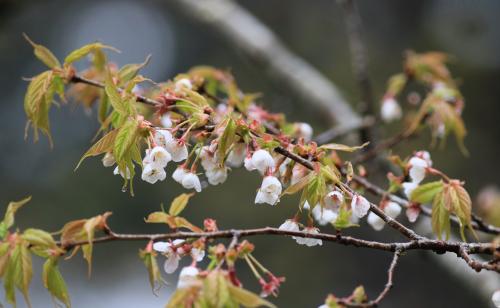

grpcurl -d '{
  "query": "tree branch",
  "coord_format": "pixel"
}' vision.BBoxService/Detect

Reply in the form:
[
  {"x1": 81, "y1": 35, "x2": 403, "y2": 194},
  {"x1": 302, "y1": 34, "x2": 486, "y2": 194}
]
[{"x1": 338, "y1": 0, "x2": 377, "y2": 146}]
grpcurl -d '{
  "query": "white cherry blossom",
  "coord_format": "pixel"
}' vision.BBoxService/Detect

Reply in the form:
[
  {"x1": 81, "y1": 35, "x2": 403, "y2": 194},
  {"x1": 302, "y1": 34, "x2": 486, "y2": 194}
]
[
  {"x1": 295, "y1": 227, "x2": 322, "y2": 247},
  {"x1": 278, "y1": 219, "x2": 300, "y2": 232},
  {"x1": 380, "y1": 97, "x2": 402, "y2": 123},
  {"x1": 255, "y1": 176, "x2": 282, "y2": 205},
  {"x1": 141, "y1": 164, "x2": 166, "y2": 184},
  {"x1": 311, "y1": 205, "x2": 338, "y2": 226},
  {"x1": 491, "y1": 290, "x2": 500, "y2": 308},
  {"x1": 351, "y1": 194, "x2": 370, "y2": 218},
  {"x1": 408, "y1": 156, "x2": 428, "y2": 183},
  {"x1": 181, "y1": 172, "x2": 202, "y2": 192},
  {"x1": 165, "y1": 139, "x2": 189, "y2": 162},
  {"x1": 172, "y1": 166, "x2": 188, "y2": 183},
  {"x1": 251, "y1": 149, "x2": 275, "y2": 174},
  {"x1": 367, "y1": 212, "x2": 385, "y2": 231},
  {"x1": 160, "y1": 113, "x2": 173, "y2": 128},
  {"x1": 295, "y1": 122, "x2": 313, "y2": 142},
  {"x1": 154, "y1": 130, "x2": 173, "y2": 149},
  {"x1": 244, "y1": 156, "x2": 256, "y2": 171},
  {"x1": 206, "y1": 167, "x2": 228, "y2": 185},
  {"x1": 324, "y1": 190, "x2": 344, "y2": 209},
  {"x1": 402, "y1": 182, "x2": 418, "y2": 198},
  {"x1": 174, "y1": 78, "x2": 193, "y2": 92},
  {"x1": 113, "y1": 166, "x2": 132, "y2": 179},
  {"x1": 385, "y1": 201, "x2": 402, "y2": 218},
  {"x1": 226, "y1": 143, "x2": 246, "y2": 167},
  {"x1": 148, "y1": 146, "x2": 171, "y2": 168}
]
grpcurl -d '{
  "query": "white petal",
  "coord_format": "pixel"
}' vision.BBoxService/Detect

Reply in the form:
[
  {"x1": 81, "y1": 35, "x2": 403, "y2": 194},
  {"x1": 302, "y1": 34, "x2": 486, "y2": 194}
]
[
  {"x1": 154, "y1": 130, "x2": 173, "y2": 148},
  {"x1": 172, "y1": 166, "x2": 188, "y2": 183},
  {"x1": 141, "y1": 164, "x2": 166, "y2": 184},
  {"x1": 166, "y1": 140, "x2": 189, "y2": 162},
  {"x1": 324, "y1": 191, "x2": 344, "y2": 209},
  {"x1": 351, "y1": 195, "x2": 370, "y2": 218},
  {"x1": 295, "y1": 122, "x2": 313, "y2": 142},
  {"x1": 384, "y1": 202, "x2": 402, "y2": 218},
  {"x1": 175, "y1": 78, "x2": 193, "y2": 92},
  {"x1": 226, "y1": 143, "x2": 246, "y2": 168},
  {"x1": 150, "y1": 146, "x2": 172, "y2": 168},
  {"x1": 491, "y1": 290, "x2": 500, "y2": 308},
  {"x1": 312, "y1": 206, "x2": 338, "y2": 226},
  {"x1": 251, "y1": 150, "x2": 275, "y2": 174},
  {"x1": 177, "y1": 266, "x2": 199, "y2": 289},
  {"x1": 206, "y1": 167, "x2": 228, "y2": 185},
  {"x1": 191, "y1": 248, "x2": 205, "y2": 262},
  {"x1": 408, "y1": 157, "x2": 428, "y2": 183},
  {"x1": 152, "y1": 241, "x2": 171, "y2": 253},
  {"x1": 160, "y1": 114, "x2": 173, "y2": 128},
  {"x1": 244, "y1": 156, "x2": 256, "y2": 171},
  {"x1": 163, "y1": 255, "x2": 180, "y2": 274},
  {"x1": 278, "y1": 219, "x2": 300, "y2": 232},
  {"x1": 380, "y1": 97, "x2": 402, "y2": 123},
  {"x1": 402, "y1": 182, "x2": 418, "y2": 199},
  {"x1": 182, "y1": 173, "x2": 202, "y2": 192},
  {"x1": 367, "y1": 212, "x2": 385, "y2": 231}
]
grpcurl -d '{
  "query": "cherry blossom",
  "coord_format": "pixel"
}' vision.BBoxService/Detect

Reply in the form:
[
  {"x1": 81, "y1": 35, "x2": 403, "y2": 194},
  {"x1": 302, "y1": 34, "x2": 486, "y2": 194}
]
[
  {"x1": 181, "y1": 172, "x2": 202, "y2": 192},
  {"x1": 102, "y1": 152, "x2": 115, "y2": 167},
  {"x1": 255, "y1": 176, "x2": 282, "y2": 205},
  {"x1": 380, "y1": 97, "x2": 402, "y2": 123},
  {"x1": 141, "y1": 164, "x2": 166, "y2": 184},
  {"x1": 251, "y1": 149, "x2": 275, "y2": 174},
  {"x1": 351, "y1": 194, "x2": 370, "y2": 218},
  {"x1": 177, "y1": 266, "x2": 199, "y2": 289},
  {"x1": 295, "y1": 227, "x2": 323, "y2": 247}
]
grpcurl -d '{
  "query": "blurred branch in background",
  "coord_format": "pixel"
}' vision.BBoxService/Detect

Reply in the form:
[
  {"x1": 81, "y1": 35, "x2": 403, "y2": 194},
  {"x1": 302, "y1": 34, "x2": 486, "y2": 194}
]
[
  {"x1": 167, "y1": 0, "x2": 362, "y2": 131},
  {"x1": 337, "y1": 0, "x2": 378, "y2": 147}
]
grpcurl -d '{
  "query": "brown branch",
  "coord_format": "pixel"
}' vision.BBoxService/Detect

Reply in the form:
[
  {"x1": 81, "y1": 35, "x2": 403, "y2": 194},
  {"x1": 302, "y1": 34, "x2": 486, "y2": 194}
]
[
  {"x1": 339, "y1": 249, "x2": 402, "y2": 307},
  {"x1": 56, "y1": 227, "x2": 496, "y2": 257},
  {"x1": 338, "y1": 0, "x2": 377, "y2": 147},
  {"x1": 352, "y1": 173, "x2": 500, "y2": 235},
  {"x1": 458, "y1": 246, "x2": 500, "y2": 273}
]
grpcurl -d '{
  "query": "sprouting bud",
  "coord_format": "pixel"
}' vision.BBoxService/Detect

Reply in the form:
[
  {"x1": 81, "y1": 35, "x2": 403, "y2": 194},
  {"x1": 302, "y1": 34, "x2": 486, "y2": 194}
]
[
  {"x1": 255, "y1": 176, "x2": 282, "y2": 205},
  {"x1": 351, "y1": 195, "x2": 370, "y2": 218},
  {"x1": 102, "y1": 152, "x2": 115, "y2": 167},
  {"x1": 380, "y1": 97, "x2": 402, "y2": 123}
]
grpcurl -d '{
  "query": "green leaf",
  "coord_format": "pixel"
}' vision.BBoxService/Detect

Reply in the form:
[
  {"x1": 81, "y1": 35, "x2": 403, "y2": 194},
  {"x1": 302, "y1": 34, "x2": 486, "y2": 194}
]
[
  {"x1": 410, "y1": 181, "x2": 443, "y2": 204},
  {"x1": 23, "y1": 33, "x2": 61, "y2": 69},
  {"x1": 75, "y1": 129, "x2": 118, "y2": 170},
  {"x1": 227, "y1": 284, "x2": 276, "y2": 308},
  {"x1": 145, "y1": 212, "x2": 170, "y2": 224},
  {"x1": 24, "y1": 70, "x2": 55, "y2": 144},
  {"x1": 5, "y1": 242, "x2": 33, "y2": 307},
  {"x1": 217, "y1": 118, "x2": 237, "y2": 163},
  {"x1": 0, "y1": 196, "x2": 31, "y2": 238},
  {"x1": 203, "y1": 271, "x2": 230, "y2": 307},
  {"x1": 431, "y1": 191, "x2": 450, "y2": 240},
  {"x1": 118, "y1": 55, "x2": 151, "y2": 84},
  {"x1": 113, "y1": 119, "x2": 139, "y2": 163},
  {"x1": 22, "y1": 228, "x2": 57, "y2": 257},
  {"x1": 166, "y1": 288, "x2": 191, "y2": 308},
  {"x1": 43, "y1": 258, "x2": 71, "y2": 308},
  {"x1": 105, "y1": 73, "x2": 129, "y2": 115},
  {"x1": 282, "y1": 172, "x2": 313, "y2": 196},
  {"x1": 64, "y1": 43, "x2": 119, "y2": 64},
  {"x1": 139, "y1": 249, "x2": 162, "y2": 294},
  {"x1": 332, "y1": 207, "x2": 358, "y2": 229},
  {"x1": 169, "y1": 193, "x2": 194, "y2": 217},
  {"x1": 319, "y1": 142, "x2": 369, "y2": 152}
]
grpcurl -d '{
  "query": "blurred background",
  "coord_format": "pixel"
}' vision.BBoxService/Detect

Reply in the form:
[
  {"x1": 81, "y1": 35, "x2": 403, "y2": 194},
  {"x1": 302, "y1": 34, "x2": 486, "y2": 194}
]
[{"x1": 1, "y1": 0, "x2": 499, "y2": 307}]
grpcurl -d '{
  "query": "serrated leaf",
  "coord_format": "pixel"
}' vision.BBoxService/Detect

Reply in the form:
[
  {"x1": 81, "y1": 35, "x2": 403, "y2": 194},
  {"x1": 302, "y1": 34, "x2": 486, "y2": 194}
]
[
  {"x1": 23, "y1": 33, "x2": 61, "y2": 69},
  {"x1": 169, "y1": 193, "x2": 194, "y2": 217},
  {"x1": 282, "y1": 172, "x2": 313, "y2": 196},
  {"x1": 166, "y1": 288, "x2": 191, "y2": 308},
  {"x1": 0, "y1": 242, "x2": 11, "y2": 278},
  {"x1": 0, "y1": 196, "x2": 31, "y2": 238},
  {"x1": 174, "y1": 217, "x2": 203, "y2": 233},
  {"x1": 23, "y1": 228, "x2": 57, "y2": 257},
  {"x1": 332, "y1": 207, "x2": 358, "y2": 229},
  {"x1": 203, "y1": 271, "x2": 230, "y2": 308},
  {"x1": 24, "y1": 70, "x2": 54, "y2": 143},
  {"x1": 217, "y1": 118, "x2": 237, "y2": 163},
  {"x1": 75, "y1": 129, "x2": 118, "y2": 170},
  {"x1": 139, "y1": 249, "x2": 162, "y2": 294},
  {"x1": 319, "y1": 142, "x2": 369, "y2": 152},
  {"x1": 105, "y1": 73, "x2": 128, "y2": 115},
  {"x1": 113, "y1": 119, "x2": 139, "y2": 163},
  {"x1": 118, "y1": 55, "x2": 151, "y2": 84},
  {"x1": 227, "y1": 284, "x2": 276, "y2": 308},
  {"x1": 145, "y1": 212, "x2": 170, "y2": 224},
  {"x1": 410, "y1": 181, "x2": 443, "y2": 204},
  {"x1": 5, "y1": 242, "x2": 33, "y2": 307},
  {"x1": 43, "y1": 258, "x2": 71, "y2": 308},
  {"x1": 431, "y1": 190, "x2": 450, "y2": 240},
  {"x1": 64, "y1": 43, "x2": 119, "y2": 64}
]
